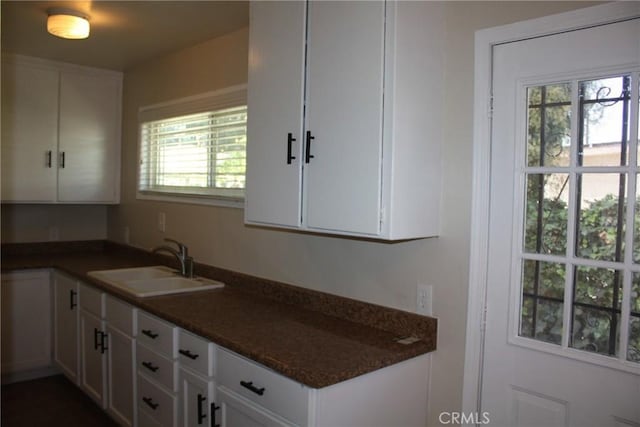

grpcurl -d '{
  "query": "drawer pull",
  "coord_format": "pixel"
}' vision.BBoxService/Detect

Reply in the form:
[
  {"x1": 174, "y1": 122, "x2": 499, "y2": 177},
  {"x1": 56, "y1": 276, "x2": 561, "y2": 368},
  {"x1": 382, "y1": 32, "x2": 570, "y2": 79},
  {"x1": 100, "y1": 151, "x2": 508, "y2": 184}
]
[
  {"x1": 179, "y1": 349, "x2": 199, "y2": 360},
  {"x1": 287, "y1": 133, "x2": 297, "y2": 164},
  {"x1": 141, "y1": 329, "x2": 159, "y2": 339},
  {"x1": 100, "y1": 331, "x2": 108, "y2": 354},
  {"x1": 142, "y1": 396, "x2": 159, "y2": 410},
  {"x1": 141, "y1": 361, "x2": 159, "y2": 372},
  {"x1": 240, "y1": 380, "x2": 265, "y2": 396},
  {"x1": 94, "y1": 328, "x2": 100, "y2": 350},
  {"x1": 69, "y1": 289, "x2": 77, "y2": 310}
]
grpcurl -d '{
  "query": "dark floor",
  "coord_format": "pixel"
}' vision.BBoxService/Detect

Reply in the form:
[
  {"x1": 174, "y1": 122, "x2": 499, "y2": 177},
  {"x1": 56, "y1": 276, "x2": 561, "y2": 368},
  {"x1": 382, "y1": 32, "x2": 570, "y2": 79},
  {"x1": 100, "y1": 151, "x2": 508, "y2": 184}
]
[{"x1": 1, "y1": 375, "x2": 118, "y2": 427}]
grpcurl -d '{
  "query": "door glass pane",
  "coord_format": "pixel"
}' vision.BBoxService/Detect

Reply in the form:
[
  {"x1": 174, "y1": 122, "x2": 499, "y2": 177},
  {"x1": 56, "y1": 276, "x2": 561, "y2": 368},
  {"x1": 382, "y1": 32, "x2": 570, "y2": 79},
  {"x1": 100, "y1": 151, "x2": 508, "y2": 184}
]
[
  {"x1": 575, "y1": 173, "x2": 626, "y2": 262},
  {"x1": 524, "y1": 173, "x2": 569, "y2": 255},
  {"x1": 527, "y1": 83, "x2": 571, "y2": 167},
  {"x1": 629, "y1": 274, "x2": 640, "y2": 362},
  {"x1": 571, "y1": 266, "x2": 621, "y2": 357},
  {"x1": 520, "y1": 260, "x2": 564, "y2": 345},
  {"x1": 579, "y1": 76, "x2": 631, "y2": 167}
]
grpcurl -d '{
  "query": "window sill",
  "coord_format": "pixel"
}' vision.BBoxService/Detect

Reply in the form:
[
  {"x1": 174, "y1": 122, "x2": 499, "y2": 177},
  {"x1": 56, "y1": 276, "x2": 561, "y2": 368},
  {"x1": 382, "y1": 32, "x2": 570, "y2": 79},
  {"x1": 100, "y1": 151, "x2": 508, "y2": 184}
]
[{"x1": 136, "y1": 191, "x2": 244, "y2": 209}]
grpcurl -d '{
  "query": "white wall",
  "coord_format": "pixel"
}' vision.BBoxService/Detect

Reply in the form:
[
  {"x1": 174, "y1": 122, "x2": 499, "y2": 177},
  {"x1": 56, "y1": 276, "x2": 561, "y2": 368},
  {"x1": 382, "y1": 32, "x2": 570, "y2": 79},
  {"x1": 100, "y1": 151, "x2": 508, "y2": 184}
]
[{"x1": 107, "y1": 3, "x2": 602, "y2": 425}]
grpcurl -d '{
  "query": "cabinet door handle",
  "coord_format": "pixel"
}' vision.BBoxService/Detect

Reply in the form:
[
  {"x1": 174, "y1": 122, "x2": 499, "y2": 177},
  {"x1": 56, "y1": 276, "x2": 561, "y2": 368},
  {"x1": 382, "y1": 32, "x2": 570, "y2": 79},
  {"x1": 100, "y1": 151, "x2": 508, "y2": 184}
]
[
  {"x1": 179, "y1": 349, "x2": 199, "y2": 360},
  {"x1": 142, "y1": 396, "x2": 159, "y2": 410},
  {"x1": 141, "y1": 329, "x2": 159, "y2": 339},
  {"x1": 211, "y1": 402, "x2": 220, "y2": 427},
  {"x1": 141, "y1": 361, "x2": 159, "y2": 372},
  {"x1": 197, "y1": 393, "x2": 206, "y2": 425},
  {"x1": 287, "y1": 133, "x2": 297, "y2": 164},
  {"x1": 100, "y1": 332, "x2": 108, "y2": 354},
  {"x1": 69, "y1": 289, "x2": 77, "y2": 310},
  {"x1": 94, "y1": 328, "x2": 100, "y2": 351},
  {"x1": 240, "y1": 380, "x2": 265, "y2": 396},
  {"x1": 60, "y1": 152, "x2": 65, "y2": 169},
  {"x1": 305, "y1": 131, "x2": 315, "y2": 163},
  {"x1": 46, "y1": 150, "x2": 53, "y2": 168}
]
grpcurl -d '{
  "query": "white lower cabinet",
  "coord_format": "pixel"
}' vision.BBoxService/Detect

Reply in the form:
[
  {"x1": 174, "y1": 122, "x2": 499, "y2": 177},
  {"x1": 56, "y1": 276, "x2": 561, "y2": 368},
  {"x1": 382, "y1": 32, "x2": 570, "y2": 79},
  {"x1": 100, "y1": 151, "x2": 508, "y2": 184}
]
[
  {"x1": 79, "y1": 283, "x2": 107, "y2": 407},
  {"x1": 1, "y1": 270, "x2": 52, "y2": 382},
  {"x1": 180, "y1": 367, "x2": 216, "y2": 427},
  {"x1": 106, "y1": 295, "x2": 137, "y2": 427},
  {"x1": 53, "y1": 271, "x2": 79, "y2": 383},
  {"x1": 217, "y1": 387, "x2": 293, "y2": 427}
]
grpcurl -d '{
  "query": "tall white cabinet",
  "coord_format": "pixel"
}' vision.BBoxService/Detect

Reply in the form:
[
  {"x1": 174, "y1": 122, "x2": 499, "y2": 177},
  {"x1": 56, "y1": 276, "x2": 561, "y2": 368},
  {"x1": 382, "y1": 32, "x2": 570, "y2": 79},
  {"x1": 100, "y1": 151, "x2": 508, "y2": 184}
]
[
  {"x1": 245, "y1": 1, "x2": 444, "y2": 239},
  {"x1": 1, "y1": 54, "x2": 122, "y2": 203}
]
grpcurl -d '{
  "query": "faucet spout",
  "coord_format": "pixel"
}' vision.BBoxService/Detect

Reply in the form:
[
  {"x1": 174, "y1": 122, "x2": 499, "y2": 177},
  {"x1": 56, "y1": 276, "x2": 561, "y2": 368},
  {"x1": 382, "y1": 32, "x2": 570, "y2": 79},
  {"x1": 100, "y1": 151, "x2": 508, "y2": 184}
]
[{"x1": 151, "y1": 239, "x2": 194, "y2": 278}]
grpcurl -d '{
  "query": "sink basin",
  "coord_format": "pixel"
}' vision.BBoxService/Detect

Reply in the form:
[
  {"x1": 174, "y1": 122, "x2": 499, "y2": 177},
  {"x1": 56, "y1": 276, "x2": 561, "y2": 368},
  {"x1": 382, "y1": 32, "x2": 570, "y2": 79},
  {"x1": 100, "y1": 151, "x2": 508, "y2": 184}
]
[{"x1": 87, "y1": 266, "x2": 224, "y2": 297}]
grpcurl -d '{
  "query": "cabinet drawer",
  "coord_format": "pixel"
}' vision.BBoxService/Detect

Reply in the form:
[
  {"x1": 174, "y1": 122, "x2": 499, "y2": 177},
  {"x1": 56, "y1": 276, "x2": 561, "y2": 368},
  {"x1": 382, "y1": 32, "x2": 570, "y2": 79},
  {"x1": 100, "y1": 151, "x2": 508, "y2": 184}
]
[
  {"x1": 137, "y1": 342, "x2": 178, "y2": 392},
  {"x1": 79, "y1": 282, "x2": 104, "y2": 317},
  {"x1": 137, "y1": 311, "x2": 177, "y2": 358},
  {"x1": 138, "y1": 375, "x2": 177, "y2": 427},
  {"x1": 106, "y1": 295, "x2": 136, "y2": 336},
  {"x1": 217, "y1": 349, "x2": 309, "y2": 426},
  {"x1": 178, "y1": 329, "x2": 215, "y2": 377}
]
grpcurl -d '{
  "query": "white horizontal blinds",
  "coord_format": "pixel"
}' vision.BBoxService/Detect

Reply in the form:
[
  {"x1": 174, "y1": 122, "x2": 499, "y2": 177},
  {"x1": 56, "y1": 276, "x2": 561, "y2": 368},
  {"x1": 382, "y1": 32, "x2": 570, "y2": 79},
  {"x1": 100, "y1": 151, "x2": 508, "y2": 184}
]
[{"x1": 138, "y1": 86, "x2": 247, "y2": 199}]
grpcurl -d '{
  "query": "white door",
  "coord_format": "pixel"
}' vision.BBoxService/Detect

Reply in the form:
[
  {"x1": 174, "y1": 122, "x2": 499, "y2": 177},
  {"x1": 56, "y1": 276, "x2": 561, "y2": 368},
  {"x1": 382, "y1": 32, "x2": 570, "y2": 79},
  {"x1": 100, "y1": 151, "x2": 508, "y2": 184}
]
[
  {"x1": 180, "y1": 368, "x2": 214, "y2": 427},
  {"x1": 304, "y1": 1, "x2": 385, "y2": 235},
  {"x1": 53, "y1": 272, "x2": 79, "y2": 383},
  {"x1": 244, "y1": 1, "x2": 306, "y2": 228},
  {"x1": 483, "y1": 17, "x2": 640, "y2": 427},
  {"x1": 107, "y1": 325, "x2": 135, "y2": 427},
  {"x1": 80, "y1": 309, "x2": 107, "y2": 407}
]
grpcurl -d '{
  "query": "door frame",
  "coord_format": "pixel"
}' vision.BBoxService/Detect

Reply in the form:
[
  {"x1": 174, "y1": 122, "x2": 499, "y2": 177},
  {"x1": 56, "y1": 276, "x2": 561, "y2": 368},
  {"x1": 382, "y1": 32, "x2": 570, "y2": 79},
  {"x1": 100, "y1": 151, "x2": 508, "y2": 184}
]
[{"x1": 463, "y1": 1, "x2": 640, "y2": 418}]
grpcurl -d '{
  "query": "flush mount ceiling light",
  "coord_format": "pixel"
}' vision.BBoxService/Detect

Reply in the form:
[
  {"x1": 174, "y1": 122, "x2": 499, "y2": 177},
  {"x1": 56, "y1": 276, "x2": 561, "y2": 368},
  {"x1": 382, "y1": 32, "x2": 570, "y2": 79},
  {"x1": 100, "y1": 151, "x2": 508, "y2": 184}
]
[{"x1": 47, "y1": 8, "x2": 90, "y2": 40}]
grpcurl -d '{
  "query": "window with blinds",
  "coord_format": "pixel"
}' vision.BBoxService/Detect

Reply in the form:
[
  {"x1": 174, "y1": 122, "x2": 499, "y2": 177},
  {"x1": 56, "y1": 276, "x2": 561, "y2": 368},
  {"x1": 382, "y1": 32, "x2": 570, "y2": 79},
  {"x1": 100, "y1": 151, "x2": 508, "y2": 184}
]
[{"x1": 138, "y1": 86, "x2": 247, "y2": 202}]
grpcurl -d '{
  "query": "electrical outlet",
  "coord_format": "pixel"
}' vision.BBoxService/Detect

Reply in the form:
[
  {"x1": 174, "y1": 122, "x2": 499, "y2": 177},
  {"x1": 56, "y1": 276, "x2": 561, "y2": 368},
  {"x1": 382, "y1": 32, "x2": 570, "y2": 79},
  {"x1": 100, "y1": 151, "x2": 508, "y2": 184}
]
[
  {"x1": 417, "y1": 284, "x2": 433, "y2": 316},
  {"x1": 158, "y1": 212, "x2": 166, "y2": 233},
  {"x1": 49, "y1": 226, "x2": 60, "y2": 241}
]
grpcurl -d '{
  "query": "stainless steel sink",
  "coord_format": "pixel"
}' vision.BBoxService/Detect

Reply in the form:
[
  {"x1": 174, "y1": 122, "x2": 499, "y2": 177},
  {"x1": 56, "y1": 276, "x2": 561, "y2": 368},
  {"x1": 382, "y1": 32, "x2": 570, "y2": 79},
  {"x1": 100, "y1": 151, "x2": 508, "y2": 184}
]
[{"x1": 87, "y1": 266, "x2": 224, "y2": 297}]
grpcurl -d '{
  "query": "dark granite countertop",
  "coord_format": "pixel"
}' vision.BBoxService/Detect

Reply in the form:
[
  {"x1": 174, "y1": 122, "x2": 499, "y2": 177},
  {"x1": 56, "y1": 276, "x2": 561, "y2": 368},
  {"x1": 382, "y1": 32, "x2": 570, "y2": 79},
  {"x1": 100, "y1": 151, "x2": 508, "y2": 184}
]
[{"x1": 1, "y1": 241, "x2": 437, "y2": 389}]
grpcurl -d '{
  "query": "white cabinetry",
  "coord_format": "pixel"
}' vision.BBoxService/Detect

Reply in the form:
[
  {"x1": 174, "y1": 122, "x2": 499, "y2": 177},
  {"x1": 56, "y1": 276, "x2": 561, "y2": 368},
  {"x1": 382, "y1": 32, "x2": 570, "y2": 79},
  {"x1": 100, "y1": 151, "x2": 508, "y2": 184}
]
[
  {"x1": 53, "y1": 271, "x2": 79, "y2": 383},
  {"x1": 217, "y1": 348, "x2": 430, "y2": 427},
  {"x1": 1, "y1": 54, "x2": 122, "y2": 203},
  {"x1": 106, "y1": 295, "x2": 137, "y2": 427},
  {"x1": 79, "y1": 283, "x2": 107, "y2": 407},
  {"x1": 178, "y1": 329, "x2": 217, "y2": 427},
  {"x1": 1, "y1": 270, "x2": 53, "y2": 382},
  {"x1": 245, "y1": 1, "x2": 444, "y2": 239},
  {"x1": 137, "y1": 312, "x2": 179, "y2": 427}
]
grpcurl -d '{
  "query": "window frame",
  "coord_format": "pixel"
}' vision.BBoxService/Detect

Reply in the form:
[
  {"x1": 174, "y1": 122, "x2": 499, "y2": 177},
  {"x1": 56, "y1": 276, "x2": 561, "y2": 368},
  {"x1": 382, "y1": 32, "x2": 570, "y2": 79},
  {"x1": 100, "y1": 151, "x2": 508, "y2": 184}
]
[{"x1": 136, "y1": 84, "x2": 247, "y2": 209}]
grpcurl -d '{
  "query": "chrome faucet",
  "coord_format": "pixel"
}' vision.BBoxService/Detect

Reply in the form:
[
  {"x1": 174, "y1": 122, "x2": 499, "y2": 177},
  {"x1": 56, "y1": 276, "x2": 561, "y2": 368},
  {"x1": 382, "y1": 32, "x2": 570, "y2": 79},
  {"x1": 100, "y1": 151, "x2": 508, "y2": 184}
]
[{"x1": 151, "y1": 238, "x2": 194, "y2": 278}]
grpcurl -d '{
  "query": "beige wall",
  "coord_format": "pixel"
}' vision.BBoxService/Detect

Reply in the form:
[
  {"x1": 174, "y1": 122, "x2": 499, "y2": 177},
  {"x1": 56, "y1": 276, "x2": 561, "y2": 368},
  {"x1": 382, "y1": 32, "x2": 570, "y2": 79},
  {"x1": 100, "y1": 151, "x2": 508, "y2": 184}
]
[{"x1": 106, "y1": 3, "x2": 603, "y2": 425}]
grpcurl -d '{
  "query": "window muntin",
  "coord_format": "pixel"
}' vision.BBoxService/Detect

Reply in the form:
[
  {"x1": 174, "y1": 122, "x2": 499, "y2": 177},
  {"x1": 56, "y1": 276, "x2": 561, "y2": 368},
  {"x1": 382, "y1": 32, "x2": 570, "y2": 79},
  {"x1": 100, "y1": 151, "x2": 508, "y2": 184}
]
[{"x1": 519, "y1": 73, "x2": 640, "y2": 364}]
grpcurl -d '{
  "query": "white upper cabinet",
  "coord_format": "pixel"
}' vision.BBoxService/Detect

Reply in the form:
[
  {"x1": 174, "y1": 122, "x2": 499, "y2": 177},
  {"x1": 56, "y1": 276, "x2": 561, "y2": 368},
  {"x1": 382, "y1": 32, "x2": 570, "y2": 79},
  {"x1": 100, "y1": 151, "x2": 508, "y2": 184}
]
[
  {"x1": 245, "y1": 1, "x2": 444, "y2": 239},
  {"x1": 1, "y1": 54, "x2": 122, "y2": 204}
]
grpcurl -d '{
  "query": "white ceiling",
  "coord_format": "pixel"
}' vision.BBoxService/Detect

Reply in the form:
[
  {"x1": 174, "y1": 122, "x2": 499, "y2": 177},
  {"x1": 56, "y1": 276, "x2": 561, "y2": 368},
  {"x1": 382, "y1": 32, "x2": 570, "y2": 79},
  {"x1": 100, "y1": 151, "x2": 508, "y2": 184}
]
[{"x1": 1, "y1": 1, "x2": 249, "y2": 71}]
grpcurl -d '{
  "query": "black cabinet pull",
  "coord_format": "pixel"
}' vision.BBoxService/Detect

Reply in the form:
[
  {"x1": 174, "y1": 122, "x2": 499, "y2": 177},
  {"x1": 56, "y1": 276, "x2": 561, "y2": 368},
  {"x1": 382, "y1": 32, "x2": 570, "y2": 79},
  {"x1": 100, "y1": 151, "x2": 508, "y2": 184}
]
[
  {"x1": 240, "y1": 380, "x2": 265, "y2": 396},
  {"x1": 179, "y1": 349, "x2": 199, "y2": 360},
  {"x1": 141, "y1": 329, "x2": 159, "y2": 339},
  {"x1": 94, "y1": 328, "x2": 100, "y2": 351},
  {"x1": 69, "y1": 289, "x2": 77, "y2": 310},
  {"x1": 197, "y1": 393, "x2": 206, "y2": 425},
  {"x1": 142, "y1": 396, "x2": 159, "y2": 410},
  {"x1": 287, "y1": 133, "x2": 296, "y2": 164},
  {"x1": 46, "y1": 150, "x2": 52, "y2": 168},
  {"x1": 60, "y1": 152, "x2": 65, "y2": 168},
  {"x1": 211, "y1": 402, "x2": 220, "y2": 427},
  {"x1": 100, "y1": 332, "x2": 108, "y2": 354},
  {"x1": 305, "y1": 131, "x2": 315, "y2": 163},
  {"x1": 141, "y1": 361, "x2": 159, "y2": 372}
]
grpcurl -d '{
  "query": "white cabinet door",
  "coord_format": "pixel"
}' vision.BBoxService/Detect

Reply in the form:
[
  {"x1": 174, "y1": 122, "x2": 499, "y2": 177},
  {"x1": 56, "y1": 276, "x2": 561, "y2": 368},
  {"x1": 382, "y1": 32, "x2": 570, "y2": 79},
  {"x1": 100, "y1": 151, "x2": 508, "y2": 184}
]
[
  {"x1": 180, "y1": 368, "x2": 215, "y2": 427},
  {"x1": 80, "y1": 309, "x2": 107, "y2": 408},
  {"x1": 304, "y1": 1, "x2": 385, "y2": 235},
  {"x1": 107, "y1": 325, "x2": 135, "y2": 427},
  {"x1": 1, "y1": 270, "x2": 51, "y2": 376},
  {"x1": 217, "y1": 387, "x2": 293, "y2": 427},
  {"x1": 53, "y1": 272, "x2": 79, "y2": 383},
  {"x1": 1, "y1": 59, "x2": 58, "y2": 202},
  {"x1": 244, "y1": 1, "x2": 306, "y2": 228},
  {"x1": 58, "y1": 71, "x2": 121, "y2": 203}
]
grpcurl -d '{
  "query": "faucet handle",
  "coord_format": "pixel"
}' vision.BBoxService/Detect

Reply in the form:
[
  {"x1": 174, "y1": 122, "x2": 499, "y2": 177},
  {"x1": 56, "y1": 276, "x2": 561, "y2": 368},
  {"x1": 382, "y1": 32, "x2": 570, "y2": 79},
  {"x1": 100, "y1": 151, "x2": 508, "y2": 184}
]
[{"x1": 164, "y1": 238, "x2": 188, "y2": 256}]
